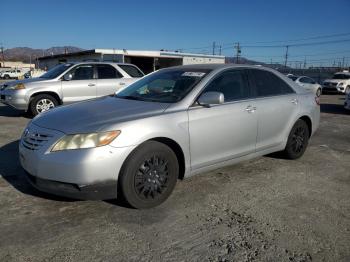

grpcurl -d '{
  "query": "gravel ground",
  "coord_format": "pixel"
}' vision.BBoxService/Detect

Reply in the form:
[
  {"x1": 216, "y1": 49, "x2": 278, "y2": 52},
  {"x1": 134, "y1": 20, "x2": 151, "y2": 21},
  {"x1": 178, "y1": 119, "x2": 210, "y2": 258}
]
[{"x1": 0, "y1": 94, "x2": 349, "y2": 262}]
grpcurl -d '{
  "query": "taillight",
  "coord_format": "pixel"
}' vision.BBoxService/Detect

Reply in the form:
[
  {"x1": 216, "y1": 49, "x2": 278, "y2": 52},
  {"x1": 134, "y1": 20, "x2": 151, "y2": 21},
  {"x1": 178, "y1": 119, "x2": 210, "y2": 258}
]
[{"x1": 315, "y1": 96, "x2": 320, "y2": 105}]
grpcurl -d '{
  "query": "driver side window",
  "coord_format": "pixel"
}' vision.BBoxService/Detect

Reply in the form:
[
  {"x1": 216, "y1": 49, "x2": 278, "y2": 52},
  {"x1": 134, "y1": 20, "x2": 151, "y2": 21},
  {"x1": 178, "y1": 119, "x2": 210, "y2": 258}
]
[
  {"x1": 69, "y1": 65, "x2": 94, "y2": 80},
  {"x1": 204, "y1": 70, "x2": 250, "y2": 102}
]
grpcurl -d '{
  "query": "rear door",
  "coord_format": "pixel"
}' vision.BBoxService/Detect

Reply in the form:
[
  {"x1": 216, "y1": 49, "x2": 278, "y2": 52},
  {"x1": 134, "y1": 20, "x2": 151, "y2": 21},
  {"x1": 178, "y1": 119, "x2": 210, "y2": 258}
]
[
  {"x1": 188, "y1": 69, "x2": 258, "y2": 170},
  {"x1": 61, "y1": 64, "x2": 96, "y2": 104},
  {"x1": 248, "y1": 69, "x2": 299, "y2": 151},
  {"x1": 96, "y1": 64, "x2": 124, "y2": 96}
]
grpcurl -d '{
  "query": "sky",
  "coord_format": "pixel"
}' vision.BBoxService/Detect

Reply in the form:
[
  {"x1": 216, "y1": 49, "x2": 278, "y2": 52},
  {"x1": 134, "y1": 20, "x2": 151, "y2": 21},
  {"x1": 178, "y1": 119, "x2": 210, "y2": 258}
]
[{"x1": 1, "y1": 0, "x2": 350, "y2": 66}]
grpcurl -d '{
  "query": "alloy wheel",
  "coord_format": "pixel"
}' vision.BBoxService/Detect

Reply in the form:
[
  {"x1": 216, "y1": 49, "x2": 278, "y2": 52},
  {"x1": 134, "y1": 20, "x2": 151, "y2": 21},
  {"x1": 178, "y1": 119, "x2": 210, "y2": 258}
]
[{"x1": 36, "y1": 99, "x2": 55, "y2": 113}]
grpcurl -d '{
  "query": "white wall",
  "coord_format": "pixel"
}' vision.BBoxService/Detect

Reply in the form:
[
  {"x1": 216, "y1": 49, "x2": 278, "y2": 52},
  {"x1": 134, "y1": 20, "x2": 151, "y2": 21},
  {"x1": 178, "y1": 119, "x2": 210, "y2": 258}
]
[{"x1": 183, "y1": 56, "x2": 225, "y2": 65}]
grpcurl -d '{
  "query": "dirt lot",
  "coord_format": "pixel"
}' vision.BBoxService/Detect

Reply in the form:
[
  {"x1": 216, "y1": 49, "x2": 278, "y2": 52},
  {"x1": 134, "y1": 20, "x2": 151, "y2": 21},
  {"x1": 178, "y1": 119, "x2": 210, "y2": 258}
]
[{"x1": 0, "y1": 93, "x2": 349, "y2": 262}]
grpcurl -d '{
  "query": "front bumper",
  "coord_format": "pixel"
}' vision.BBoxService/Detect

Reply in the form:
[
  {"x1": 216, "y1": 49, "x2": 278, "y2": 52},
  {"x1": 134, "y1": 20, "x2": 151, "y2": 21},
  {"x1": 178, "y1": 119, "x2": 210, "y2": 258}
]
[
  {"x1": 19, "y1": 123, "x2": 136, "y2": 200},
  {"x1": 25, "y1": 171, "x2": 118, "y2": 200},
  {"x1": 0, "y1": 89, "x2": 28, "y2": 110}
]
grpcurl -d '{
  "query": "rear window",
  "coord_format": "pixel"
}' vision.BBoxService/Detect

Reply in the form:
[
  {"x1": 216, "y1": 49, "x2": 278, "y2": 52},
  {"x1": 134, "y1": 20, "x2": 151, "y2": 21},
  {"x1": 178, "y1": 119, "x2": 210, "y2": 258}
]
[
  {"x1": 250, "y1": 69, "x2": 295, "y2": 97},
  {"x1": 119, "y1": 65, "x2": 144, "y2": 77}
]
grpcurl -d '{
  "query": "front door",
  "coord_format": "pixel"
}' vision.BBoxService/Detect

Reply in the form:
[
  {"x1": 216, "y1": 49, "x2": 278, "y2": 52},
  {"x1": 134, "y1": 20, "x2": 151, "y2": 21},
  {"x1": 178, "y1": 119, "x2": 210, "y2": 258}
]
[
  {"x1": 61, "y1": 64, "x2": 96, "y2": 104},
  {"x1": 188, "y1": 69, "x2": 257, "y2": 170}
]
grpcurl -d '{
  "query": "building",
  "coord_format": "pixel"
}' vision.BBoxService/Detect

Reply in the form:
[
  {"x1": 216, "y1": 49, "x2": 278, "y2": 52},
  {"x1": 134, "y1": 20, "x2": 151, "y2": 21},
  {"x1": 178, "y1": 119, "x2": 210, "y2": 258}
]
[
  {"x1": 38, "y1": 49, "x2": 225, "y2": 74},
  {"x1": 0, "y1": 61, "x2": 35, "y2": 70}
]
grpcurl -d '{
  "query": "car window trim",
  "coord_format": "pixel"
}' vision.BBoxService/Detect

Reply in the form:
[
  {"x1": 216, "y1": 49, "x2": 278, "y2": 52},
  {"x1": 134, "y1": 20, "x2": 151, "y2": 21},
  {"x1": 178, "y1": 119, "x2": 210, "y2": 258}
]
[
  {"x1": 64, "y1": 64, "x2": 96, "y2": 81},
  {"x1": 96, "y1": 64, "x2": 123, "y2": 79},
  {"x1": 190, "y1": 68, "x2": 253, "y2": 107},
  {"x1": 247, "y1": 68, "x2": 296, "y2": 98}
]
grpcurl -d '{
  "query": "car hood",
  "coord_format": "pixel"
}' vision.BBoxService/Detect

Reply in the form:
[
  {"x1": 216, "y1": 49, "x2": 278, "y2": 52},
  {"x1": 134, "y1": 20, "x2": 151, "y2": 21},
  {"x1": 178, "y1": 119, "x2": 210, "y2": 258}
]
[
  {"x1": 32, "y1": 96, "x2": 170, "y2": 134},
  {"x1": 2, "y1": 78, "x2": 51, "y2": 88}
]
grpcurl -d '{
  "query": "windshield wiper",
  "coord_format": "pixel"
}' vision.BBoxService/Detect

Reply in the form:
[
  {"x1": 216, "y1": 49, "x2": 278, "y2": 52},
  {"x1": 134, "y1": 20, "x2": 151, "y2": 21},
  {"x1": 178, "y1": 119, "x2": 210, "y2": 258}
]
[{"x1": 116, "y1": 95, "x2": 144, "y2": 101}]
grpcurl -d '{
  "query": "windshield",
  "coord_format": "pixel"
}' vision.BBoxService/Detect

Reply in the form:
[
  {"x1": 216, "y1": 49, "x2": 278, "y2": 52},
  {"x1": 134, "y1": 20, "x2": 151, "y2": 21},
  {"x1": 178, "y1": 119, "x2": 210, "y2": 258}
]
[
  {"x1": 116, "y1": 69, "x2": 211, "y2": 103},
  {"x1": 40, "y1": 63, "x2": 73, "y2": 79},
  {"x1": 332, "y1": 74, "x2": 350, "y2": 80},
  {"x1": 287, "y1": 75, "x2": 298, "y2": 81}
]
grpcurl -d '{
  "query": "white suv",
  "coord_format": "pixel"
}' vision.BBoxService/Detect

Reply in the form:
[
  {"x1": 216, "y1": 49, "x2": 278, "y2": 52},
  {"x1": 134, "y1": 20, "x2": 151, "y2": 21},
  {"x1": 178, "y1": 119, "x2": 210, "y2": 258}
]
[
  {"x1": 0, "y1": 62, "x2": 144, "y2": 115},
  {"x1": 322, "y1": 72, "x2": 350, "y2": 94},
  {"x1": 0, "y1": 69, "x2": 23, "y2": 79}
]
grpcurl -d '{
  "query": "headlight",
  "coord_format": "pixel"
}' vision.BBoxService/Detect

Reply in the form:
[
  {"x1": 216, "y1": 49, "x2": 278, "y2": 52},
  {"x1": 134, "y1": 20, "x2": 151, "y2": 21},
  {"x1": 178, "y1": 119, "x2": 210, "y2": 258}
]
[
  {"x1": 338, "y1": 82, "x2": 343, "y2": 86},
  {"x1": 8, "y1": 83, "x2": 25, "y2": 90},
  {"x1": 51, "y1": 130, "x2": 121, "y2": 152}
]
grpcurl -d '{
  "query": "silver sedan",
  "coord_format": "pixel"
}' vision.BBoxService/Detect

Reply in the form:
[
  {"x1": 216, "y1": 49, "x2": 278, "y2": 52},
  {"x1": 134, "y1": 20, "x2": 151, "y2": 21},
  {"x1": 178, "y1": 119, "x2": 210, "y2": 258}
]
[{"x1": 19, "y1": 64, "x2": 320, "y2": 208}]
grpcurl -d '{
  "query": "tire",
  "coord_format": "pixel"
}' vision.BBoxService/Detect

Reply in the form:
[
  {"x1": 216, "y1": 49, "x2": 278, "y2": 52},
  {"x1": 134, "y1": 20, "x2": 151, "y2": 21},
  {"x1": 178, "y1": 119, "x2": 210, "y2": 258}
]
[
  {"x1": 345, "y1": 86, "x2": 350, "y2": 95},
  {"x1": 316, "y1": 88, "x2": 321, "y2": 97},
  {"x1": 29, "y1": 94, "x2": 58, "y2": 116},
  {"x1": 119, "y1": 141, "x2": 179, "y2": 209},
  {"x1": 282, "y1": 119, "x2": 310, "y2": 160},
  {"x1": 4, "y1": 75, "x2": 10, "y2": 79}
]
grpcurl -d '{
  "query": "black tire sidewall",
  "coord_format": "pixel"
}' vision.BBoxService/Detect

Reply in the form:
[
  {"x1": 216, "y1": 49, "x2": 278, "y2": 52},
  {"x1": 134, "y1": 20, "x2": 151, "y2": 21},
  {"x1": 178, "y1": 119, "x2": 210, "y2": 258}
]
[
  {"x1": 29, "y1": 94, "x2": 58, "y2": 116},
  {"x1": 119, "y1": 141, "x2": 179, "y2": 209},
  {"x1": 284, "y1": 119, "x2": 310, "y2": 159}
]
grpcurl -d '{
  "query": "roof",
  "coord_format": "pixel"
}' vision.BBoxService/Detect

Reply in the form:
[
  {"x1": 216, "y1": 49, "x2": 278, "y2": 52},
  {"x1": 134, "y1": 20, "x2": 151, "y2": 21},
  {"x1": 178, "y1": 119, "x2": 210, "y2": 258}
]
[{"x1": 38, "y1": 48, "x2": 225, "y2": 61}]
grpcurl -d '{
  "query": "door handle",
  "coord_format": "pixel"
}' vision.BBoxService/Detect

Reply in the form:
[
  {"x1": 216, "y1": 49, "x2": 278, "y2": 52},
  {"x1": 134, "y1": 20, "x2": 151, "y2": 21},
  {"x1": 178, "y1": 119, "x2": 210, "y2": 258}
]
[
  {"x1": 119, "y1": 82, "x2": 126, "y2": 86},
  {"x1": 291, "y1": 98, "x2": 298, "y2": 105},
  {"x1": 245, "y1": 105, "x2": 256, "y2": 113},
  {"x1": 88, "y1": 83, "x2": 95, "y2": 87}
]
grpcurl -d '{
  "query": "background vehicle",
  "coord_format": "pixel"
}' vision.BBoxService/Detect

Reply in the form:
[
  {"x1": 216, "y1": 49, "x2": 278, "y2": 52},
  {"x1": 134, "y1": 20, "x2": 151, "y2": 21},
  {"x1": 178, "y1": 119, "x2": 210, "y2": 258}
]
[
  {"x1": 0, "y1": 69, "x2": 23, "y2": 79},
  {"x1": 287, "y1": 75, "x2": 322, "y2": 96},
  {"x1": 322, "y1": 72, "x2": 350, "y2": 94},
  {"x1": 19, "y1": 64, "x2": 320, "y2": 209},
  {"x1": 24, "y1": 69, "x2": 46, "y2": 79},
  {"x1": 0, "y1": 62, "x2": 144, "y2": 115}
]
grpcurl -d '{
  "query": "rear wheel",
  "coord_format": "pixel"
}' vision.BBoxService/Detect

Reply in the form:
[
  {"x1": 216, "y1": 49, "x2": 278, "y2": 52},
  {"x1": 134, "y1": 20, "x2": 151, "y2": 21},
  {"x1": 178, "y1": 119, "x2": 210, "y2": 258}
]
[
  {"x1": 282, "y1": 119, "x2": 310, "y2": 159},
  {"x1": 119, "y1": 141, "x2": 179, "y2": 209},
  {"x1": 29, "y1": 94, "x2": 58, "y2": 116},
  {"x1": 4, "y1": 75, "x2": 10, "y2": 79}
]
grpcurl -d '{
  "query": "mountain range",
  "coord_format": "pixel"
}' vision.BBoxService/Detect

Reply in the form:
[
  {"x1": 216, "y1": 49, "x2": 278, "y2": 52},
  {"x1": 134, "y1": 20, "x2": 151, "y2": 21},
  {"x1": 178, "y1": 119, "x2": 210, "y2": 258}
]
[{"x1": 2, "y1": 46, "x2": 83, "y2": 63}]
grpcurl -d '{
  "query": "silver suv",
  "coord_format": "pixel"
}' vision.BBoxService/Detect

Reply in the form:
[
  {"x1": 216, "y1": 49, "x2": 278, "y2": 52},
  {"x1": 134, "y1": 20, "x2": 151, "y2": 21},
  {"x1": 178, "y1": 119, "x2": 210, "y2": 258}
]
[{"x1": 0, "y1": 62, "x2": 144, "y2": 115}]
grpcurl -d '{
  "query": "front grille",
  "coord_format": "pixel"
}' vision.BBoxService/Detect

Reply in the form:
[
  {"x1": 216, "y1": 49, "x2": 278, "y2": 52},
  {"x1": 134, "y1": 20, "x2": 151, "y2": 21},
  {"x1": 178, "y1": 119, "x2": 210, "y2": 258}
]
[{"x1": 21, "y1": 131, "x2": 53, "y2": 151}]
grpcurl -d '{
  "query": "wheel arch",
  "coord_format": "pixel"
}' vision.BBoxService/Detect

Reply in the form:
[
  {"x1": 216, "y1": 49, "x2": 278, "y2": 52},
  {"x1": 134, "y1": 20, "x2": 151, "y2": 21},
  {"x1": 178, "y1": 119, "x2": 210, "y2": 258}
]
[
  {"x1": 148, "y1": 137, "x2": 186, "y2": 180},
  {"x1": 299, "y1": 115, "x2": 312, "y2": 137},
  {"x1": 29, "y1": 91, "x2": 63, "y2": 107}
]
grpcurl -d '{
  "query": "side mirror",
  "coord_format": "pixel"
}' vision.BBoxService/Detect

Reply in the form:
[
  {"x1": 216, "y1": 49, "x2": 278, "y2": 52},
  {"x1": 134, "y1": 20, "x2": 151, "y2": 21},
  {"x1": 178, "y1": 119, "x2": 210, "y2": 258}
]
[
  {"x1": 63, "y1": 73, "x2": 73, "y2": 81},
  {"x1": 197, "y1": 91, "x2": 224, "y2": 107}
]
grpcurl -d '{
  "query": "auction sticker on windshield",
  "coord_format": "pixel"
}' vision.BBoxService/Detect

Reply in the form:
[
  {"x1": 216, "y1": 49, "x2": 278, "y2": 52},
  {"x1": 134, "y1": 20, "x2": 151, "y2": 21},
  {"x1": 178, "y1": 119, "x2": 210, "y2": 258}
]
[{"x1": 181, "y1": 72, "x2": 206, "y2": 77}]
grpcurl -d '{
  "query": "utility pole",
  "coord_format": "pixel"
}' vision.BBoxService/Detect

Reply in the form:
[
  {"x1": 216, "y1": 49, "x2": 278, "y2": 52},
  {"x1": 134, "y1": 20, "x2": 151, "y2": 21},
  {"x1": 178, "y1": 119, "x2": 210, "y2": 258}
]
[
  {"x1": 234, "y1": 42, "x2": 241, "y2": 64},
  {"x1": 219, "y1": 45, "x2": 222, "y2": 56},
  {"x1": 0, "y1": 43, "x2": 5, "y2": 67},
  {"x1": 284, "y1": 45, "x2": 289, "y2": 68},
  {"x1": 342, "y1": 56, "x2": 345, "y2": 69},
  {"x1": 212, "y1": 41, "x2": 216, "y2": 55},
  {"x1": 303, "y1": 57, "x2": 307, "y2": 69}
]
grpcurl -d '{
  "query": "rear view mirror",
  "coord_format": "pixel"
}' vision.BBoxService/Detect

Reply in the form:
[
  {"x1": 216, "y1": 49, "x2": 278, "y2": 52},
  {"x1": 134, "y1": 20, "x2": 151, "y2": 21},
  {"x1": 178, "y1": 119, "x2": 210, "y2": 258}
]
[
  {"x1": 63, "y1": 73, "x2": 73, "y2": 81},
  {"x1": 198, "y1": 92, "x2": 224, "y2": 107}
]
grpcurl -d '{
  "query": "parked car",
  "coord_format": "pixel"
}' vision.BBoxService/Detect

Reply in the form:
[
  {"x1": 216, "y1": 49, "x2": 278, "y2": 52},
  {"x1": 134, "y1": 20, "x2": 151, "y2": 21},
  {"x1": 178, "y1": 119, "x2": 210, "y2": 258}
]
[
  {"x1": 24, "y1": 69, "x2": 46, "y2": 79},
  {"x1": 0, "y1": 69, "x2": 23, "y2": 79},
  {"x1": 322, "y1": 71, "x2": 350, "y2": 94},
  {"x1": 344, "y1": 91, "x2": 350, "y2": 111},
  {"x1": 0, "y1": 62, "x2": 144, "y2": 115},
  {"x1": 287, "y1": 75, "x2": 322, "y2": 96},
  {"x1": 19, "y1": 64, "x2": 320, "y2": 209}
]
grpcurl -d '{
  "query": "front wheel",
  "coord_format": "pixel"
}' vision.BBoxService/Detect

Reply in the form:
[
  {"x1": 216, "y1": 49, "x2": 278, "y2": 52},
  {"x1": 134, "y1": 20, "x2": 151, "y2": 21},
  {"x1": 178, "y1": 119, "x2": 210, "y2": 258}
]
[
  {"x1": 119, "y1": 141, "x2": 179, "y2": 209},
  {"x1": 29, "y1": 94, "x2": 58, "y2": 116},
  {"x1": 282, "y1": 119, "x2": 310, "y2": 159},
  {"x1": 345, "y1": 86, "x2": 350, "y2": 95}
]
